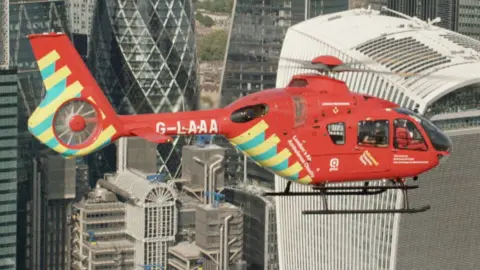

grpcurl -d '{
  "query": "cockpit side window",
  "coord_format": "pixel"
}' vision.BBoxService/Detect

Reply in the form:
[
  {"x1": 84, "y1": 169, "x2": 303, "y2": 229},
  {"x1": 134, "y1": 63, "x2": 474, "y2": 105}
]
[
  {"x1": 293, "y1": 96, "x2": 306, "y2": 127},
  {"x1": 394, "y1": 119, "x2": 428, "y2": 151},
  {"x1": 358, "y1": 120, "x2": 389, "y2": 147},
  {"x1": 230, "y1": 104, "x2": 269, "y2": 123}
]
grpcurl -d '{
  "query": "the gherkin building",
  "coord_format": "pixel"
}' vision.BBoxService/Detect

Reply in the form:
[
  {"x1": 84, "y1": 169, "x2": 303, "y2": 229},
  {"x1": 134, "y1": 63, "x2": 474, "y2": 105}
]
[{"x1": 88, "y1": 0, "x2": 198, "y2": 180}]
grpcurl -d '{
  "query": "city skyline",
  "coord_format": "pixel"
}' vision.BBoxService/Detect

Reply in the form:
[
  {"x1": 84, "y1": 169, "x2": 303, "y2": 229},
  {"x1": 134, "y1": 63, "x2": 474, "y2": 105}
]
[{"x1": 0, "y1": 1, "x2": 479, "y2": 270}]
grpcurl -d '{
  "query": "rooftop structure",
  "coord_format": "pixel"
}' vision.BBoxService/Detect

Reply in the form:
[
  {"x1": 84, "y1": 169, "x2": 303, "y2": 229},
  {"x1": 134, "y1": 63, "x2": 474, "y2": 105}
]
[
  {"x1": 195, "y1": 202, "x2": 243, "y2": 270},
  {"x1": 168, "y1": 241, "x2": 203, "y2": 270},
  {"x1": 278, "y1": 7, "x2": 480, "y2": 113},
  {"x1": 276, "y1": 7, "x2": 480, "y2": 270}
]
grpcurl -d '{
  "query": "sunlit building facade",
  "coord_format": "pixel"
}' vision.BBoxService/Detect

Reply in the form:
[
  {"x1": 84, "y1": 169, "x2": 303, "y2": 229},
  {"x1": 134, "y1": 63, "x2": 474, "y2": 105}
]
[
  {"x1": 219, "y1": 0, "x2": 348, "y2": 185},
  {"x1": 88, "y1": 0, "x2": 198, "y2": 181},
  {"x1": 276, "y1": 8, "x2": 480, "y2": 270}
]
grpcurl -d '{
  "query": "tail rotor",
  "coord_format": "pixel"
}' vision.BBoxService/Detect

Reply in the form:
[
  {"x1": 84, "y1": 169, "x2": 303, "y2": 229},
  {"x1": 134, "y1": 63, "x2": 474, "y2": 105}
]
[{"x1": 53, "y1": 99, "x2": 101, "y2": 148}]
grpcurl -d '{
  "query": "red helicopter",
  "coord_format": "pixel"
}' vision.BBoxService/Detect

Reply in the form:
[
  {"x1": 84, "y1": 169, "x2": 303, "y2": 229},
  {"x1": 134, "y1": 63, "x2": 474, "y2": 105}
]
[{"x1": 27, "y1": 33, "x2": 452, "y2": 215}]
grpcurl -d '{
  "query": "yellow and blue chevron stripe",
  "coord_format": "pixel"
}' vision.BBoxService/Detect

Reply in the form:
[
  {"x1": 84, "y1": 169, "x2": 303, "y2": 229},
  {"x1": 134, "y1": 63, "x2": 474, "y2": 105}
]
[
  {"x1": 229, "y1": 120, "x2": 312, "y2": 184},
  {"x1": 28, "y1": 50, "x2": 116, "y2": 158}
]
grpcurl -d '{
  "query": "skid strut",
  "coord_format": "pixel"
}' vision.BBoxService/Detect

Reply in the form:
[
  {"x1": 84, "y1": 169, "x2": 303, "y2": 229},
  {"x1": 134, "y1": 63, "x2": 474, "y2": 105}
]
[{"x1": 263, "y1": 181, "x2": 430, "y2": 215}]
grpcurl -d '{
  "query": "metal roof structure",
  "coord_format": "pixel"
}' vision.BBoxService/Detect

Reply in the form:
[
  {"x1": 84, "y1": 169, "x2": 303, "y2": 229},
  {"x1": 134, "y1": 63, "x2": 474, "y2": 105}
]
[
  {"x1": 109, "y1": 168, "x2": 177, "y2": 205},
  {"x1": 277, "y1": 7, "x2": 480, "y2": 112}
]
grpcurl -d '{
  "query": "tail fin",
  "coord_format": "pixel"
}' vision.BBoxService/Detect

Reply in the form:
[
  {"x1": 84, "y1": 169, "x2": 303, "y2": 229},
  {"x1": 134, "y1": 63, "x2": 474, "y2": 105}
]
[{"x1": 28, "y1": 33, "x2": 124, "y2": 158}]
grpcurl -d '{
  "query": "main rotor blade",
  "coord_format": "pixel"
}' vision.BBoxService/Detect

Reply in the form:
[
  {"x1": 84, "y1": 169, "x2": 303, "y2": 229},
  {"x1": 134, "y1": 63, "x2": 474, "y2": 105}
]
[
  {"x1": 277, "y1": 62, "x2": 463, "y2": 80},
  {"x1": 278, "y1": 55, "x2": 470, "y2": 79}
]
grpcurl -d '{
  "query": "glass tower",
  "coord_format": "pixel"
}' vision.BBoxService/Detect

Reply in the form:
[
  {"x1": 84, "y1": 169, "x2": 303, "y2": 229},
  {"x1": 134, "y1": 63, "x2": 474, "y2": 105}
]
[
  {"x1": 88, "y1": 0, "x2": 198, "y2": 180},
  {"x1": 219, "y1": 0, "x2": 348, "y2": 185},
  {"x1": 0, "y1": 68, "x2": 18, "y2": 270}
]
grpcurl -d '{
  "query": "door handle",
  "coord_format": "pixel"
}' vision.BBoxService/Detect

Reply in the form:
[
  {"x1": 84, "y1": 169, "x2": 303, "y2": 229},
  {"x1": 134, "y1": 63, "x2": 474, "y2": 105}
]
[{"x1": 354, "y1": 146, "x2": 364, "y2": 151}]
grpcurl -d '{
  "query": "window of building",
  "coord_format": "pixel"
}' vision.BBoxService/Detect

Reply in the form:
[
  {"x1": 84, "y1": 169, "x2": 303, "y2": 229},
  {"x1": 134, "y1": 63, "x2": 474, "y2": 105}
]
[
  {"x1": 358, "y1": 120, "x2": 389, "y2": 147},
  {"x1": 230, "y1": 104, "x2": 269, "y2": 123},
  {"x1": 393, "y1": 119, "x2": 428, "y2": 151},
  {"x1": 327, "y1": 122, "x2": 345, "y2": 145},
  {"x1": 292, "y1": 96, "x2": 306, "y2": 127}
]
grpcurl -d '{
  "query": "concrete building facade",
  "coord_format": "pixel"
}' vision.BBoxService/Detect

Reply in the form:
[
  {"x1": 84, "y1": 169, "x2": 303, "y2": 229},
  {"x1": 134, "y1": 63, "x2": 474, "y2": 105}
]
[
  {"x1": 276, "y1": 8, "x2": 480, "y2": 270},
  {"x1": 71, "y1": 188, "x2": 135, "y2": 270}
]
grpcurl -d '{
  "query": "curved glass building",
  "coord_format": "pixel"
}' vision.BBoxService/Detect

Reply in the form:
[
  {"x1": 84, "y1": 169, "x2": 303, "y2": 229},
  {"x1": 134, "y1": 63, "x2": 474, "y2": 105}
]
[
  {"x1": 88, "y1": 0, "x2": 198, "y2": 179},
  {"x1": 276, "y1": 8, "x2": 480, "y2": 270}
]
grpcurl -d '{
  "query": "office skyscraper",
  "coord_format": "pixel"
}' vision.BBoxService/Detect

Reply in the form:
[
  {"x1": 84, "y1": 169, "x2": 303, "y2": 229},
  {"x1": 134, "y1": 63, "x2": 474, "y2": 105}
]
[
  {"x1": 457, "y1": 0, "x2": 480, "y2": 40},
  {"x1": 8, "y1": 1, "x2": 71, "y2": 268},
  {"x1": 219, "y1": 0, "x2": 348, "y2": 185},
  {"x1": 0, "y1": 0, "x2": 8, "y2": 68},
  {"x1": 87, "y1": 0, "x2": 198, "y2": 181},
  {"x1": 0, "y1": 68, "x2": 19, "y2": 270},
  {"x1": 365, "y1": 0, "x2": 458, "y2": 30},
  {"x1": 276, "y1": 8, "x2": 480, "y2": 269}
]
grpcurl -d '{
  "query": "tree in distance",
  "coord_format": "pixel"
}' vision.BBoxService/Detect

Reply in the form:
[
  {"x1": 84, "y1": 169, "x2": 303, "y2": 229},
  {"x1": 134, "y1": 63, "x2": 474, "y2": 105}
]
[
  {"x1": 196, "y1": 0, "x2": 233, "y2": 13},
  {"x1": 197, "y1": 30, "x2": 228, "y2": 62},
  {"x1": 196, "y1": 12, "x2": 215, "y2": 27}
]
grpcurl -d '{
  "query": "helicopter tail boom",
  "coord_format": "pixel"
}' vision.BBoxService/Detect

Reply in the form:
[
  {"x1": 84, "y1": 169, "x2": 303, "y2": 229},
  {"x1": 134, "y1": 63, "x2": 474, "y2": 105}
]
[{"x1": 28, "y1": 33, "x2": 126, "y2": 158}]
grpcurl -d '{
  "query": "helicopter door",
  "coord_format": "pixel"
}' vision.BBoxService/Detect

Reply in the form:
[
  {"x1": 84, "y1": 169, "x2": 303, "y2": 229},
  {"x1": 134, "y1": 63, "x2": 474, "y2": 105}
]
[{"x1": 354, "y1": 119, "x2": 391, "y2": 173}]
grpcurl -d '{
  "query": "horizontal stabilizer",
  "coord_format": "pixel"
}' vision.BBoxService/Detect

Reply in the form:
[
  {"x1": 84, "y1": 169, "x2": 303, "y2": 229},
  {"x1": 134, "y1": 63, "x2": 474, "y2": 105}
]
[{"x1": 129, "y1": 127, "x2": 173, "y2": 144}]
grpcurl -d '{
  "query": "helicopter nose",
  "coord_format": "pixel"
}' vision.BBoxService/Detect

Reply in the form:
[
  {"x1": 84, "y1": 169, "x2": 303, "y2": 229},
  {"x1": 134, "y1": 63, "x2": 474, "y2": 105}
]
[{"x1": 437, "y1": 151, "x2": 450, "y2": 164}]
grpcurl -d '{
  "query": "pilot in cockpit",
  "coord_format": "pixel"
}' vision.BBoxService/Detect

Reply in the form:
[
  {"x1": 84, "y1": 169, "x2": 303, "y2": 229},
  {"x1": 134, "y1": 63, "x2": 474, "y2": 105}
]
[{"x1": 360, "y1": 121, "x2": 388, "y2": 147}]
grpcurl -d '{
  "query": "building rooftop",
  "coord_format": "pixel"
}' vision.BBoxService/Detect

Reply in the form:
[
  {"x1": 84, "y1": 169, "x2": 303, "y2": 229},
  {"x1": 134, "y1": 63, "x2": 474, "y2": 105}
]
[
  {"x1": 169, "y1": 241, "x2": 201, "y2": 259},
  {"x1": 197, "y1": 201, "x2": 238, "y2": 210},
  {"x1": 107, "y1": 168, "x2": 178, "y2": 204},
  {"x1": 278, "y1": 7, "x2": 480, "y2": 110}
]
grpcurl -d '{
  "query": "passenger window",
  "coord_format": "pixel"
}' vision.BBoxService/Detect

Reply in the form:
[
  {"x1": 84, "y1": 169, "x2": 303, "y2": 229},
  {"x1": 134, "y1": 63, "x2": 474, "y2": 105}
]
[
  {"x1": 293, "y1": 96, "x2": 306, "y2": 127},
  {"x1": 358, "y1": 120, "x2": 389, "y2": 147},
  {"x1": 394, "y1": 119, "x2": 428, "y2": 151},
  {"x1": 327, "y1": 122, "x2": 345, "y2": 145},
  {"x1": 230, "y1": 104, "x2": 269, "y2": 123}
]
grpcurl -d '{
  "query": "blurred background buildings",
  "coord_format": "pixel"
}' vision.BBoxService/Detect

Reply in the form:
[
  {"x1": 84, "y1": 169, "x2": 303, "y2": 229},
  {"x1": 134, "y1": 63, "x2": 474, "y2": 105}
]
[{"x1": 0, "y1": 0, "x2": 478, "y2": 269}]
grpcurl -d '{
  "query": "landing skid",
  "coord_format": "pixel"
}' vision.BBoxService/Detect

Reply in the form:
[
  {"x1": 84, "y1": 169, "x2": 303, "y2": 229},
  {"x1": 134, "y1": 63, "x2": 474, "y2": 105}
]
[{"x1": 263, "y1": 181, "x2": 430, "y2": 215}]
